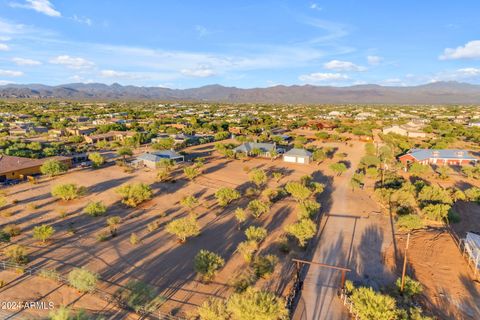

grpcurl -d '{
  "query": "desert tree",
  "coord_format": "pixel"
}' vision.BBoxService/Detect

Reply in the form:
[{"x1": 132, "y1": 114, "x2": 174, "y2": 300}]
[
  {"x1": 115, "y1": 183, "x2": 152, "y2": 207},
  {"x1": 4, "y1": 244, "x2": 28, "y2": 264},
  {"x1": 329, "y1": 162, "x2": 348, "y2": 176},
  {"x1": 226, "y1": 287, "x2": 288, "y2": 320},
  {"x1": 249, "y1": 168, "x2": 268, "y2": 187},
  {"x1": 215, "y1": 187, "x2": 240, "y2": 207},
  {"x1": 285, "y1": 219, "x2": 317, "y2": 247},
  {"x1": 40, "y1": 159, "x2": 68, "y2": 177},
  {"x1": 51, "y1": 183, "x2": 85, "y2": 201},
  {"x1": 106, "y1": 216, "x2": 122, "y2": 236},
  {"x1": 180, "y1": 195, "x2": 199, "y2": 213},
  {"x1": 247, "y1": 199, "x2": 270, "y2": 218},
  {"x1": 84, "y1": 201, "x2": 107, "y2": 217},
  {"x1": 234, "y1": 208, "x2": 247, "y2": 229},
  {"x1": 245, "y1": 226, "x2": 267, "y2": 243},
  {"x1": 184, "y1": 166, "x2": 201, "y2": 180},
  {"x1": 166, "y1": 216, "x2": 200, "y2": 243},
  {"x1": 194, "y1": 250, "x2": 225, "y2": 282},
  {"x1": 285, "y1": 181, "x2": 312, "y2": 202},
  {"x1": 88, "y1": 152, "x2": 105, "y2": 168},
  {"x1": 33, "y1": 224, "x2": 55, "y2": 244},
  {"x1": 197, "y1": 298, "x2": 229, "y2": 320}
]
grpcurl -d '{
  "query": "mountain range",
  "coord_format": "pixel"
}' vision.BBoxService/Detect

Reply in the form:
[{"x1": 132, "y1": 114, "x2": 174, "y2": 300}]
[{"x1": 1, "y1": 81, "x2": 480, "y2": 104}]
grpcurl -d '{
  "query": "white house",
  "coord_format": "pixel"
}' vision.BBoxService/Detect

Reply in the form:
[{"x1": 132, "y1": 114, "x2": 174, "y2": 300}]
[{"x1": 283, "y1": 148, "x2": 312, "y2": 164}]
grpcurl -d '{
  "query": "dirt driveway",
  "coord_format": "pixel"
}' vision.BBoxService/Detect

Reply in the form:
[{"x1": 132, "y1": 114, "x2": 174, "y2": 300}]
[{"x1": 293, "y1": 141, "x2": 395, "y2": 320}]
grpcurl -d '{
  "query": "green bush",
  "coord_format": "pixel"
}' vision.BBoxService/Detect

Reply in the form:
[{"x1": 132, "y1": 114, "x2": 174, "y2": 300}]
[
  {"x1": 226, "y1": 287, "x2": 288, "y2": 320},
  {"x1": 245, "y1": 226, "x2": 267, "y2": 243},
  {"x1": 33, "y1": 224, "x2": 55, "y2": 244},
  {"x1": 298, "y1": 200, "x2": 320, "y2": 219},
  {"x1": 396, "y1": 276, "x2": 423, "y2": 299},
  {"x1": 4, "y1": 244, "x2": 28, "y2": 264},
  {"x1": 197, "y1": 298, "x2": 229, "y2": 320},
  {"x1": 237, "y1": 240, "x2": 258, "y2": 263},
  {"x1": 253, "y1": 255, "x2": 278, "y2": 278},
  {"x1": 51, "y1": 183, "x2": 85, "y2": 201},
  {"x1": 194, "y1": 250, "x2": 225, "y2": 281},
  {"x1": 116, "y1": 183, "x2": 152, "y2": 207},
  {"x1": 116, "y1": 280, "x2": 166, "y2": 313},
  {"x1": 350, "y1": 286, "x2": 398, "y2": 320},
  {"x1": 247, "y1": 199, "x2": 270, "y2": 218},
  {"x1": 285, "y1": 219, "x2": 317, "y2": 247},
  {"x1": 215, "y1": 187, "x2": 240, "y2": 207},
  {"x1": 84, "y1": 201, "x2": 107, "y2": 216},
  {"x1": 165, "y1": 216, "x2": 200, "y2": 243},
  {"x1": 396, "y1": 214, "x2": 423, "y2": 231},
  {"x1": 67, "y1": 268, "x2": 98, "y2": 293}
]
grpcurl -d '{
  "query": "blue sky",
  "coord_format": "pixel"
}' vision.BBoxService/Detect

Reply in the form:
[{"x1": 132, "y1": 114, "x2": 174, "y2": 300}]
[{"x1": 0, "y1": 0, "x2": 480, "y2": 88}]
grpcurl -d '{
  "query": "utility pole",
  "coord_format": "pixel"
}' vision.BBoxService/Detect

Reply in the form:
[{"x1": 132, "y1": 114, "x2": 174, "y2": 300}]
[{"x1": 400, "y1": 233, "x2": 411, "y2": 292}]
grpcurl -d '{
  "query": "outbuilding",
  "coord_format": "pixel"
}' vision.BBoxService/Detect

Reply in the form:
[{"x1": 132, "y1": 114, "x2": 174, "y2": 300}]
[
  {"x1": 283, "y1": 148, "x2": 312, "y2": 164},
  {"x1": 133, "y1": 150, "x2": 184, "y2": 169}
]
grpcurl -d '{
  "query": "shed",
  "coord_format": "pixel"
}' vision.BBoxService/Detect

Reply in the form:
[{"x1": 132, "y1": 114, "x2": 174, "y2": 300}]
[{"x1": 283, "y1": 148, "x2": 312, "y2": 164}]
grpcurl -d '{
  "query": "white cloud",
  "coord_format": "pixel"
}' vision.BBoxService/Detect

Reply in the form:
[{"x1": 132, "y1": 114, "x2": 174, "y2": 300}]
[
  {"x1": 299, "y1": 72, "x2": 349, "y2": 82},
  {"x1": 440, "y1": 40, "x2": 480, "y2": 60},
  {"x1": 457, "y1": 67, "x2": 480, "y2": 76},
  {"x1": 310, "y1": 3, "x2": 322, "y2": 10},
  {"x1": 12, "y1": 57, "x2": 41, "y2": 66},
  {"x1": 324, "y1": 60, "x2": 367, "y2": 72},
  {"x1": 367, "y1": 55, "x2": 383, "y2": 65},
  {"x1": 0, "y1": 69, "x2": 23, "y2": 77},
  {"x1": 382, "y1": 78, "x2": 406, "y2": 86},
  {"x1": 50, "y1": 55, "x2": 94, "y2": 69},
  {"x1": 100, "y1": 69, "x2": 144, "y2": 79},
  {"x1": 73, "y1": 15, "x2": 92, "y2": 26},
  {"x1": 10, "y1": 0, "x2": 61, "y2": 17},
  {"x1": 0, "y1": 80, "x2": 15, "y2": 85},
  {"x1": 195, "y1": 25, "x2": 209, "y2": 37},
  {"x1": 181, "y1": 66, "x2": 216, "y2": 78},
  {"x1": 0, "y1": 43, "x2": 10, "y2": 51}
]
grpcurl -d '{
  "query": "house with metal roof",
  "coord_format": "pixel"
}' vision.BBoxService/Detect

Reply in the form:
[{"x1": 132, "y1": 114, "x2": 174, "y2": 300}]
[
  {"x1": 133, "y1": 150, "x2": 184, "y2": 168},
  {"x1": 283, "y1": 148, "x2": 312, "y2": 164},
  {"x1": 233, "y1": 142, "x2": 283, "y2": 158},
  {"x1": 398, "y1": 149, "x2": 477, "y2": 166}
]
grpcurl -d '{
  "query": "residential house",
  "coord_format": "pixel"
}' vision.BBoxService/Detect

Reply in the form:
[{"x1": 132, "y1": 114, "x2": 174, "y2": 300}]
[
  {"x1": 133, "y1": 150, "x2": 184, "y2": 168},
  {"x1": 0, "y1": 155, "x2": 72, "y2": 182},
  {"x1": 398, "y1": 149, "x2": 477, "y2": 166},
  {"x1": 382, "y1": 122, "x2": 427, "y2": 138},
  {"x1": 233, "y1": 142, "x2": 284, "y2": 157}
]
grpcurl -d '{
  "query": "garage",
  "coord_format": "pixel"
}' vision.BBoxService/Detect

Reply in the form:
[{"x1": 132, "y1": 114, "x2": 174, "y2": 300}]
[{"x1": 282, "y1": 148, "x2": 312, "y2": 164}]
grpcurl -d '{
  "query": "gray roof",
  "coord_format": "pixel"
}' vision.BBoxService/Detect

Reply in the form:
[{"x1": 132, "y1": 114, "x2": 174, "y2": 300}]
[
  {"x1": 137, "y1": 150, "x2": 183, "y2": 162},
  {"x1": 284, "y1": 148, "x2": 312, "y2": 157},
  {"x1": 233, "y1": 142, "x2": 276, "y2": 153},
  {"x1": 407, "y1": 149, "x2": 477, "y2": 161}
]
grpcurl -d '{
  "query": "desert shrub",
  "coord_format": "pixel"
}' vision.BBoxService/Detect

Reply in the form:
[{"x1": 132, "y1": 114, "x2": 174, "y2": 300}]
[
  {"x1": 245, "y1": 226, "x2": 267, "y2": 243},
  {"x1": 285, "y1": 219, "x2": 316, "y2": 247},
  {"x1": 4, "y1": 244, "x2": 28, "y2": 264},
  {"x1": 51, "y1": 183, "x2": 85, "y2": 201},
  {"x1": 253, "y1": 255, "x2": 278, "y2": 278},
  {"x1": 396, "y1": 214, "x2": 423, "y2": 231},
  {"x1": 197, "y1": 298, "x2": 229, "y2": 320},
  {"x1": 226, "y1": 287, "x2": 288, "y2": 320},
  {"x1": 3, "y1": 224, "x2": 20, "y2": 237},
  {"x1": 350, "y1": 286, "x2": 398, "y2": 320},
  {"x1": 396, "y1": 276, "x2": 423, "y2": 299},
  {"x1": 277, "y1": 235, "x2": 290, "y2": 253},
  {"x1": 285, "y1": 182, "x2": 312, "y2": 202},
  {"x1": 49, "y1": 306, "x2": 89, "y2": 320},
  {"x1": 106, "y1": 216, "x2": 122, "y2": 235},
  {"x1": 33, "y1": 224, "x2": 55, "y2": 244},
  {"x1": 249, "y1": 169, "x2": 268, "y2": 187},
  {"x1": 237, "y1": 240, "x2": 258, "y2": 263},
  {"x1": 166, "y1": 216, "x2": 200, "y2": 242},
  {"x1": 215, "y1": 187, "x2": 240, "y2": 207},
  {"x1": 68, "y1": 268, "x2": 98, "y2": 293},
  {"x1": 84, "y1": 201, "x2": 107, "y2": 217},
  {"x1": 247, "y1": 199, "x2": 270, "y2": 218},
  {"x1": 298, "y1": 200, "x2": 320, "y2": 219},
  {"x1": 0, "y1": 230, "x2": 10, "y2": 242},
  {"x1": 116, "y1": 183, "x2": 152, "y2": 207},
  {"x1": 39, "y1": 268, "x2": 60, "y2": 281},
  {"x1": 272, "y1": 172, "x2": 284, "y2": 182},
  {"x1": 329, "y1": 162, "x2": 348, "y2": 176},
  {"x1": 116, "y1": 280, "x2": 165, "y2": 313},
  {"x1": 180, "y1": 195, "x2": 198, "y2": 212},
  {"x1": 96, "y1": 230, "x2": 110, "y2": 242},
  {"x1": 465, "y1": 187, "x2": 480, "y2": 203},
  {"x1": 245, "y1": 187, "x2": 259, "y2": 197},
  {"x1": 88, "y1": 152, "x2": 105, "y2": 168},
  {"x1": 184, "y1": 166, "x2": 201, "y2": 180},
  {"x1": 40, "y1": 159, "x2": 68, "y2": 177},
  {"x1": 194, "y1": 250, "x2": 225, "y2": 281},
  {"x1": 147, "y1": 220, "x2": 161, "y2": 232},
  {"x1": 421, "y1": 204, "x2": 451, "y2": 221},
  {"x1": 231, "y1": 271, "x2": 257, "y2": 293},
  {"x1": 130, "y1": 232, "x2": 140, "y2": 245},
  {"x1": 408, "y1": 163, "x2": 431, "y2": 177}
]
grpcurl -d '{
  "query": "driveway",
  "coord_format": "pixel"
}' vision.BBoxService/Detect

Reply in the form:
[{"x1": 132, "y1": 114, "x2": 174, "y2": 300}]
[{"x1": 293, "y1": 143, "x2": 394, "y2": 320}]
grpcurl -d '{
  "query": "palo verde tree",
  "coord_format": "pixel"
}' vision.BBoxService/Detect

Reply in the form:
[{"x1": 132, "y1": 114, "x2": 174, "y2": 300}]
[
  {"x1": 84, "y1": 201, "x2": 107, "y2": 217},
  {"x1": 180, "y1": 195, "x2": 199, "y2": 213},
  {"x1": 194, "y1": 250, "x2": 225, "y2": 282},
  {"x1": 88, "y1": 152, "x2": 105, "y2": 168},
  {"x1": 51, "y1": 183, "x2": 85, "y2": 201},
  {"x1": 215, "y1": 187, "x2": 240, "y2": 207},
  {"x1": 234, "y1": 208, "x2": 248, "y2": 229},
  {"x1": 33, "y1": 224, "x2": 55, "y2": 244},
  {"x1": 285, "y1": 181, "x2": 312, "y2": 202},
  {"x1": 247, "y1": 199, "x2": 270, "y2": 218},
  {"x1": 226, "y1": 287, "x2": 289, "y2": 320},
  {"x1": 329, "y1": 162, "x2": 348, "y2": 176},
  {"x1": 245, "y1": 226, "x2": 267, "y2": 243},
  {"x1": 115, "y1": 183, "x2": 152, "y2": 207},
  {"x1": 285, "y1": 218, "x2": 317, "y2": 247},
  {"x1": 166, "y1": 216, "x2": 200, "y2": 243},
  {"x1": 184, "y1": 165, "x2": 201, "y2": 180},
  {"x1": 117, "y1": 146, "x2": 133, "y2": 164},
  {"x1": 249, "y1": 168, "x2": 268, "y2": 187},
  {"x1": 40, "y1": 159, "x2": 68, "y2": 177}
]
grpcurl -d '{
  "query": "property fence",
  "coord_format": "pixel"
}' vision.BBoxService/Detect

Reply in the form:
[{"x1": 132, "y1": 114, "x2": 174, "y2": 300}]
[
  {"x1": 0, "y1": 260, "x2": 184, "y2": 320},
  {"x1": 445, "y1": 226, "x2": 480, "y2": 280},
  {"x1": 339, "y1": 289, "x2": 360, "y2": 320}
]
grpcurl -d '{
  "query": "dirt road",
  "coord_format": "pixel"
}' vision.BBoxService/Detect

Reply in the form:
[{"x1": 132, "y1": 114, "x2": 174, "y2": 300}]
[{"x1": 293, "y1": 142, "x2": 394, "y2": 320}]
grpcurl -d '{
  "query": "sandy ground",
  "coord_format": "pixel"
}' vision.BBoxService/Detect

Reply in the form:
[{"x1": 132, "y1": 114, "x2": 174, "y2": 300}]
[
  {"x1": 386, "y1": 230, "x2": 480, "y2": 320},
  {"x1": 0, "y1": 141, "x2": 330, "y2": 317},
  {"x1": 293, "y1": 141, "x2": 395, "y2": 320}
]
